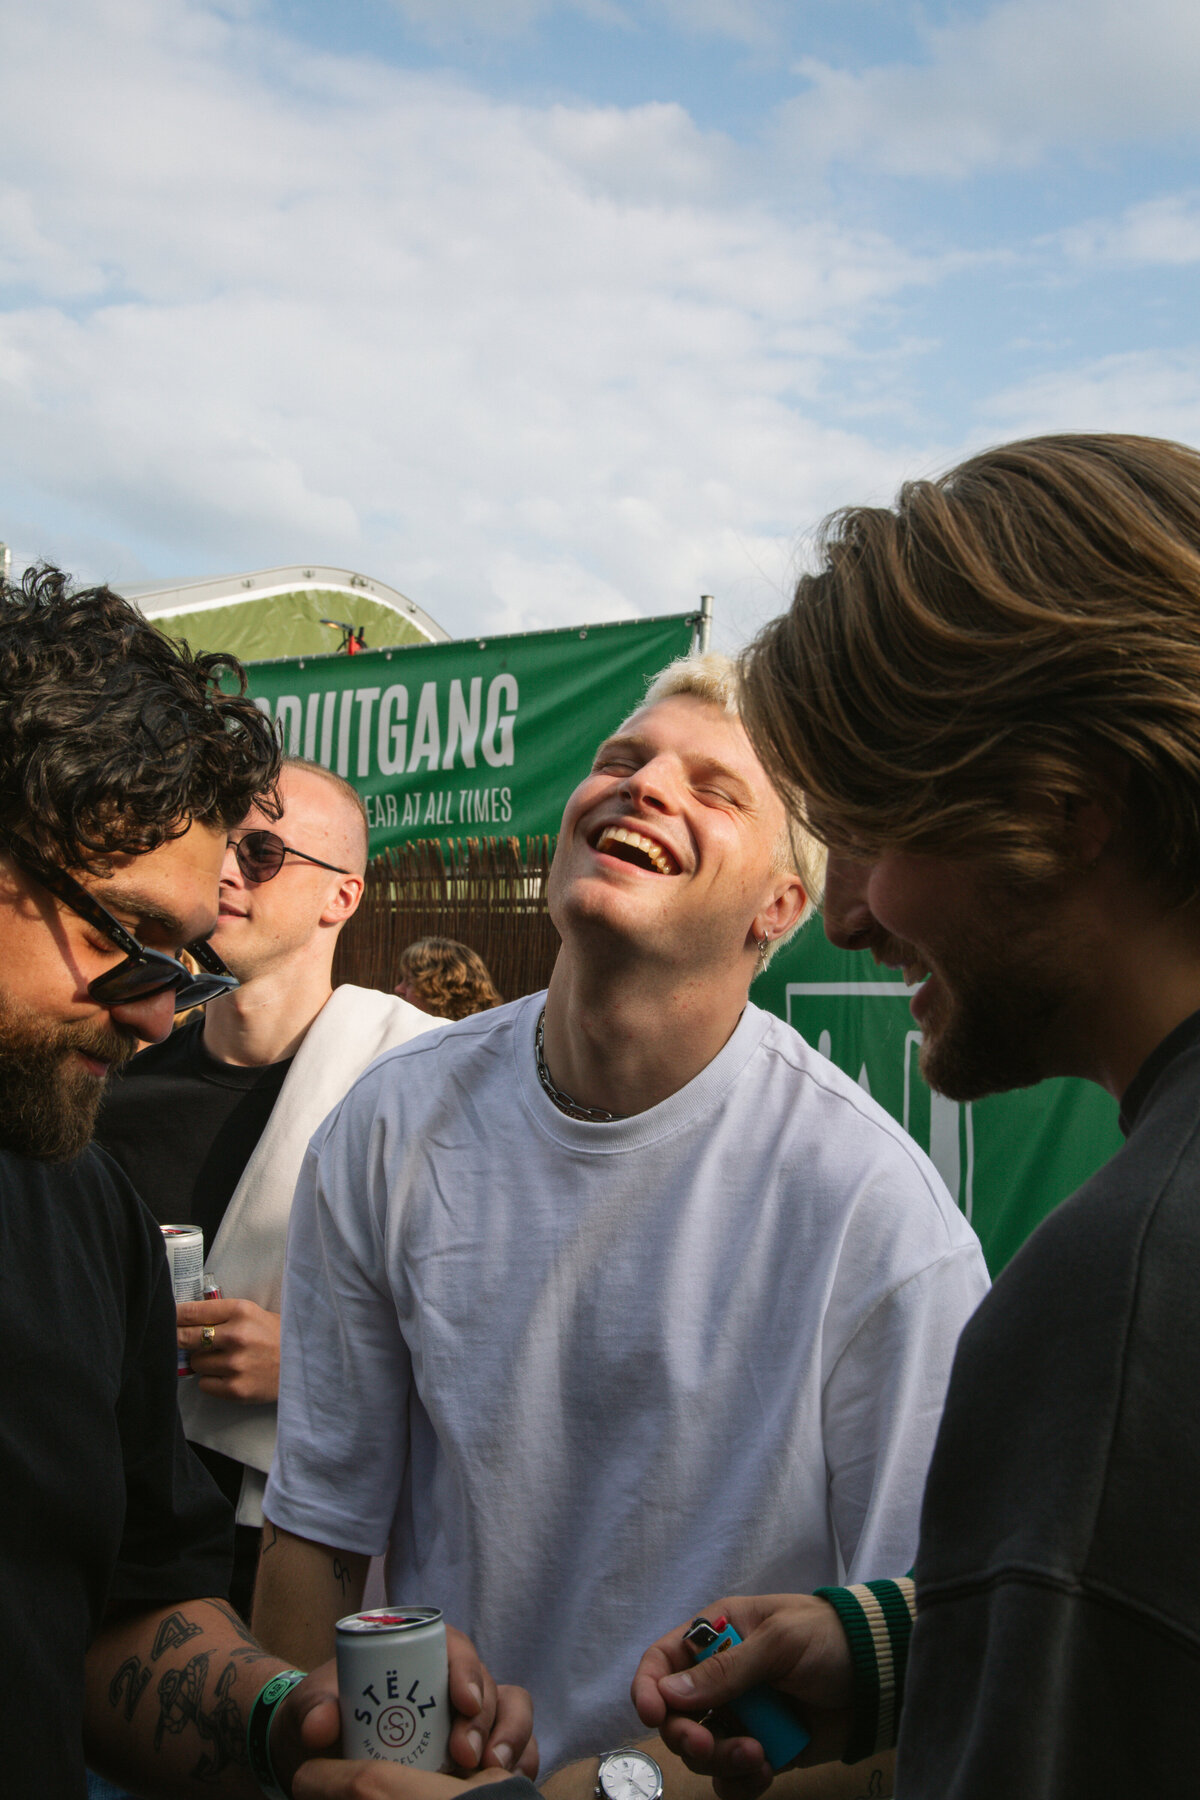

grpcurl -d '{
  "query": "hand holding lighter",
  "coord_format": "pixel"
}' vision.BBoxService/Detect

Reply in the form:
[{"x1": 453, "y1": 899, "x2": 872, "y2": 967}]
[{"x1": 682, "y1": 1615, "x2": 811, "y2": 1770}]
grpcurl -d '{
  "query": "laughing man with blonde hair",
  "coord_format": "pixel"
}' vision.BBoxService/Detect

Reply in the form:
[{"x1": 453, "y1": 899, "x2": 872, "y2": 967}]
[{"x1": 253, "y1": 651, "x2": 988, "y2": 1778}]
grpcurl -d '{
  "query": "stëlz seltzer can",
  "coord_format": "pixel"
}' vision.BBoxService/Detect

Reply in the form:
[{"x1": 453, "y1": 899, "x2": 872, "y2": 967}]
[
  {"x1": 160, "y1": 1224, "x2": 204, "y2": 1378},
  {"x1": 336, "y1": 1606, "x2": 451, "y2": 1768}
]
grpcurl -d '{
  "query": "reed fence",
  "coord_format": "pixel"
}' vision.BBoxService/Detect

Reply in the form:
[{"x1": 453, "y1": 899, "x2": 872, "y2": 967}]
[{"x1": 332, "y1": 834, "x2": 561, "y2": 1003}]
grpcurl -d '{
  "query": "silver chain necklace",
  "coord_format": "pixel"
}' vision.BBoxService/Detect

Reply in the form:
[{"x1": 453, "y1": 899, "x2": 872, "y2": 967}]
[{"x1": 535, "y1": 1008, "x2": 626, "y2": 1122}]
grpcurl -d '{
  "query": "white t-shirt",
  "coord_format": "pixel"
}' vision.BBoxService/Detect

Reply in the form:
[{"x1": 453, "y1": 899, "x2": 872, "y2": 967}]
[{"x1": 267, "y1": 993, "x2": 989, "y2": 1770}]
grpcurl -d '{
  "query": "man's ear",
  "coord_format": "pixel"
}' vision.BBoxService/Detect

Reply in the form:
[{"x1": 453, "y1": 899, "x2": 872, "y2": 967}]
[
  {"x1": 754, "y1": 872, "x2": 807, "y2": 949},
  {"x1": 1024, "y1": 762, "x2": 1124, "y2": 871},
  {"x1": 1063, "y1": 794, "x2": 1117, "y2": 868},
  {"x1": 322, "y1": 872, "x2": 365, "y2": 926}
]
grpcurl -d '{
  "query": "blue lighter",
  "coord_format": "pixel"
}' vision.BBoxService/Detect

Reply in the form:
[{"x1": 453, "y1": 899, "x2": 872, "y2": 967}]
[{"x1": 681, "y1": 1615, "x2": 811, "y2": 1770}]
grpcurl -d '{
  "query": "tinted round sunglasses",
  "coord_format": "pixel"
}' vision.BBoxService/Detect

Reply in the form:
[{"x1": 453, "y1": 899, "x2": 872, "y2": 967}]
[
  {"x1": 0, "y1": 830, "x2": 239, "y2": 1013},
  {"x1": 228, "y1": 828, "x2": 348, "y2": 884}
]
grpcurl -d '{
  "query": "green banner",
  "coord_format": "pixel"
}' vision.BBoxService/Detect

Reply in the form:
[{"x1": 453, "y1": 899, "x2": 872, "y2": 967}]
[
  {"x1": 246, "y1": 612, "x2": 696, "y2": 852},
  {"x1": 753, "y1": 924, "x2": 1124, "y2": 1274}
]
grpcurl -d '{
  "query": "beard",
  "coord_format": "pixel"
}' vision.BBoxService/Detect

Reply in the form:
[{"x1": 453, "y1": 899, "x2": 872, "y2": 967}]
[
  {"x1": 919, "y1": 966, "x2": 1051, "y2": 1101},
  {"x1": 0, "y1": 994, "x2": 139, "y2": 1162},
  {"x1": 911, "y1": 910, "x2": 1083, "y2": 1104}
]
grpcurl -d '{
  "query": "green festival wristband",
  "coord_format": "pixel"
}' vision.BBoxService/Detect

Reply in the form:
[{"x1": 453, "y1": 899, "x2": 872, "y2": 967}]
[{"x1": 247, "y1": 1668, "x2": 307, "y2": 1800}]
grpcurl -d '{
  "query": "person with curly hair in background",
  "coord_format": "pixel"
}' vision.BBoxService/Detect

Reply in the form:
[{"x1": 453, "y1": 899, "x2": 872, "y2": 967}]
[{"x1": 395, "y1": 936, "x2": 504, "y2": 1020}]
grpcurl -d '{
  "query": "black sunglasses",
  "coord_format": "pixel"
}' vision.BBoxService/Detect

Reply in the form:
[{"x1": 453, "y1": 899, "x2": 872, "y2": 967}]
[
  {"x1": 0, "y1": 832, "x2": 239, "y2": 1013},
  {"x1": 229, "y1": 828, "x2": 349, "y2": 884}
]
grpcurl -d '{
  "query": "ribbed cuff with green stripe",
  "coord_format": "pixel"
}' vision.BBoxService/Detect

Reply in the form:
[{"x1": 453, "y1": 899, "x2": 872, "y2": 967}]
[{"x1": 811, "y1": 1577, "x2": 916, "y2": 1764}]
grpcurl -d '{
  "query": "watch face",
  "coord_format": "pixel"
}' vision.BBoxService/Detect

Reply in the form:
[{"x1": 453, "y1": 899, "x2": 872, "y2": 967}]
[{"x1": 599, "y1": 1750, "x2": 662, "y2": 1800}]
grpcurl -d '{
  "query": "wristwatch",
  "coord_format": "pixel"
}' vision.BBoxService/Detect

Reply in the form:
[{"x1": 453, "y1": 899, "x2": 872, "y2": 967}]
[{"x1": 595, "y1": 1747, "x2": 664, "y2": 1800}]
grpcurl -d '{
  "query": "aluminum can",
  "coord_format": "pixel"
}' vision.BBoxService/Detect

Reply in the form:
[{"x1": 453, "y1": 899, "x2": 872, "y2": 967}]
[
  {"x1": 160, "y1": 1224, "x2": 204, "y2": 1378},
  {"x1": 336, "y1": 1606, "x2": 451, "y2": 1768}
]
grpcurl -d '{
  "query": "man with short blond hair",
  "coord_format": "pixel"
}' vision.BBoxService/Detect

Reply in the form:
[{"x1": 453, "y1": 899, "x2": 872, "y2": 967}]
[
  {"x1": 97, "y1": 755, "x2": 440, "y2": 1615},
  {"x1": 254, "y1": 653, "x2": 989, "y2": 1771}
]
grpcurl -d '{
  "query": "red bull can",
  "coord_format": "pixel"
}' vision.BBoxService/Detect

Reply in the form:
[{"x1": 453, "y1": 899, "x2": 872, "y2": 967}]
[
  {"x1": 160, "y1": 1224, "x2": 204, "y2": 1378},
  {"x1": 336, "y1": 1606, "x2": 451, "y2": 1768}
]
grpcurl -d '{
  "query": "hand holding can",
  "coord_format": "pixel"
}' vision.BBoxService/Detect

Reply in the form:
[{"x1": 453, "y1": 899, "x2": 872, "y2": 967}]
[
  {"x1": 336, "y1": 1606, "x2": 452, "y2": 1768},
  {"x1": 160, "y1": 1224, "x2": 204, "y2": 1377}
]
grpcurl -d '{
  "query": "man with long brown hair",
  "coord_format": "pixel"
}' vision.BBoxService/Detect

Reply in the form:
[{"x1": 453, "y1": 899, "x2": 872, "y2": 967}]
[{"x1": 634, "y1": 434, "x2": 1200, "y2": 1797}]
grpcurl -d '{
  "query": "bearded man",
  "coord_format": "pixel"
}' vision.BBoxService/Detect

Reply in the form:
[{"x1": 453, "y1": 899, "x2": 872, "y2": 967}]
[
  {"x1": 0, "y1": 566, "x2": 531, "y2": 1798},
  {"x1": 634, "y1": 434, "x2": 1200, "y2": 1800}
]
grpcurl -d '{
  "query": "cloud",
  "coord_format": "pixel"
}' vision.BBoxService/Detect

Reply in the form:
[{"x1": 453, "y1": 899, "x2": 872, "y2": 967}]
[
  {"x1": 381, "y1": 0, "x2": 782, "y2": 49},
  {"x1": 982, "y1": 348, "x2": 1200, "y2": 444},
  {"x1": 383, "y1": 0, "x2": 621, "y2": 41},
  {"x1": 1058, "y1": 194, "x2": 1200, "y2": 266},
  {"x1": 642, "y1": 0, "x2": 784, "y2": 50},
  {"x1": 0, "y1": 0, "x2": 936, "y2": 643},
  {"x1": 775, "y1": 0, "x2": 1200, "y2": 178}
]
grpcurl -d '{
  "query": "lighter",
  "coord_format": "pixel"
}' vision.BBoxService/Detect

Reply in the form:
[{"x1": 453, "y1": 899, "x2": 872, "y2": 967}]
[{"x1": 681, "y1": 1616, "x2": 811, "y2": 1771}]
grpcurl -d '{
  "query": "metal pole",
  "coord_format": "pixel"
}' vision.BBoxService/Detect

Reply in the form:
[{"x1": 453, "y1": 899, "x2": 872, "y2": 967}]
[{"x1": 695, "y1": 593, "x2": 713, "y2": 654}]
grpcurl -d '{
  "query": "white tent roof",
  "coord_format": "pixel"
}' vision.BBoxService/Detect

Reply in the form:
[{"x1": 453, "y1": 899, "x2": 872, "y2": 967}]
[{"x1": 124, "y1": 563, "x2": 449, "y2": 643}]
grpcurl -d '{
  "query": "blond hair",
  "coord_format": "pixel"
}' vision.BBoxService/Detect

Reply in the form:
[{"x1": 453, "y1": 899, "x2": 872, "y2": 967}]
[{"x1": 639, "y1": 651, "x2": 825, "y2": 952}]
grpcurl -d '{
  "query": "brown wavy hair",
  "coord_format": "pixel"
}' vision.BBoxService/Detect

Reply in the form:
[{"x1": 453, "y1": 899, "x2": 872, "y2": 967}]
[
  {"x1": 1, "y1": 564, "x2": 281, "y2": 870},
  {"x1": 397, "y1": 937, "x2": 503, "y2": 1021},
  {"x1": 740, "y1": 433, "x2": 1200, "y2": 903}
]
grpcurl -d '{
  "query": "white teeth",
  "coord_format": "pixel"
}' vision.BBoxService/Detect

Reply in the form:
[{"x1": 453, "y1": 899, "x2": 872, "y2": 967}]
[{"x1": 597, "y1": 826, "x2": 678, "y2": 875}]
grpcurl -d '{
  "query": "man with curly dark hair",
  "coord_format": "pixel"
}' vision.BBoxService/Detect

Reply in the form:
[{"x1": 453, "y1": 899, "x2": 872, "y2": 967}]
[
  {"x1": 0, "y1": 568, "x2": 532, "y2": 1797},
  {"x1": 0, "y1": 565, "x2": 283, "y2": 1165}
]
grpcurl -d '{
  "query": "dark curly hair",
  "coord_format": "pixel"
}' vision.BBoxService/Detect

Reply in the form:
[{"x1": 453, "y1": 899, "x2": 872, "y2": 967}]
[{"x1": 0, "y1": 564, "x2": 281, "y2": 870}]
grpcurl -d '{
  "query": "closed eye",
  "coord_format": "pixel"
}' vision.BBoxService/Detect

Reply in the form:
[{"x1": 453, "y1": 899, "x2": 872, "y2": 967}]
[{"x1": 83, "y1": 930, "x2": 121, "y2": 958}]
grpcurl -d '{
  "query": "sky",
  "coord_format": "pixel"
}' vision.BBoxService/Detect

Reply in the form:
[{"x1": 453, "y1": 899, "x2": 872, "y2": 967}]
[{"x1": 3, "y1": 0, "x2": 1200, "y2": 649}]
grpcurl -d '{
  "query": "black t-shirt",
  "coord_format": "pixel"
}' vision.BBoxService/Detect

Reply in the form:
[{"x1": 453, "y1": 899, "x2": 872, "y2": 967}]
[
  {"x1": 900, "y1": 1011, "x2": 1200, "y2": 1797},
  {"x1": 95, "y1": 1015, "x2": 293, "y2": 1246},
  {"x1": 0, "y1": 1143, "x2": 233, "y2": 1794}
]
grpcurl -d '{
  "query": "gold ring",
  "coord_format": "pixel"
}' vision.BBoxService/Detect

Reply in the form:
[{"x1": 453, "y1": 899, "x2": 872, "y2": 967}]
[{"x1": 202, "y1": 1325, "x2": 217, "y2": 1347}]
